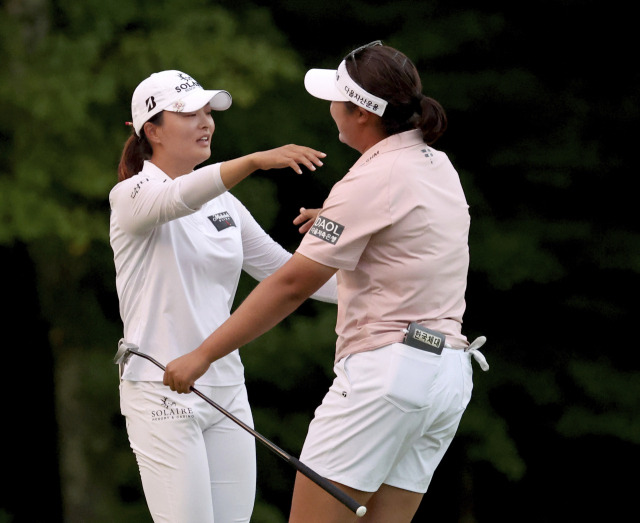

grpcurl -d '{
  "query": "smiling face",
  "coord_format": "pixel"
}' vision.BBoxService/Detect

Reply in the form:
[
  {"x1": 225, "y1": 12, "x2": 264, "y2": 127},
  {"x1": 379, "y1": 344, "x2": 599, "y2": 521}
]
[{"x1": 144, "y1": 103, "x2": 215, "y2": 177}]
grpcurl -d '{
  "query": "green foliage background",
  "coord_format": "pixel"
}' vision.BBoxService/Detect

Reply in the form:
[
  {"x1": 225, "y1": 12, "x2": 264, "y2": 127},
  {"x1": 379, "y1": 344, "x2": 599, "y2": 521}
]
[{"x1": 1, "y1": 0, "x2": 637, "y2": 521}]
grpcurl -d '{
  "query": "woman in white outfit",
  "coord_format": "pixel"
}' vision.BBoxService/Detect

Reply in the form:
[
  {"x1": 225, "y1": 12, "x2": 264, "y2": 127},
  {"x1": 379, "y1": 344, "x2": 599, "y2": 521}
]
[
  {"x1": 163, "y1": 42, "x2": 488, "y2": 523},
  {"x1": 110, "y1": 69, "x2": 337, "y2": 523}
]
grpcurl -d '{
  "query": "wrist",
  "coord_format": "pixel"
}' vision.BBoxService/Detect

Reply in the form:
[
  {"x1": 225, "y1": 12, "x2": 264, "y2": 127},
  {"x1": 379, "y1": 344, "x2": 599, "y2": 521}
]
[
  {"x1": 197, "y1": 337, "x2": 223, "y2": 366},
  {"x1": 247, "y1": 151, "x2": 262, "y2": 172}
]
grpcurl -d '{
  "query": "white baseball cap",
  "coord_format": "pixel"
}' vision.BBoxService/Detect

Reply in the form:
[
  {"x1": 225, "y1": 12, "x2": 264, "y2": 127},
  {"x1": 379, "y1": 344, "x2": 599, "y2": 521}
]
[
  {"x1": 304, "y1": 59, "x2": 388, "y2": 116},
  {"x1": 131, "y1": 70, "x2": 232, "y2": 136}
]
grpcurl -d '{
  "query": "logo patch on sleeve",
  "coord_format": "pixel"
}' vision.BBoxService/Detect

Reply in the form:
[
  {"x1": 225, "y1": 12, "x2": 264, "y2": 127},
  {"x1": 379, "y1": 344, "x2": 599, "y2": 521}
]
[
  {"x1": 208, "y1": 211, "x2": 236, "y2": 231},
  {"x1": 308, "y1": 216, "x2": 344, "y2": 244}
]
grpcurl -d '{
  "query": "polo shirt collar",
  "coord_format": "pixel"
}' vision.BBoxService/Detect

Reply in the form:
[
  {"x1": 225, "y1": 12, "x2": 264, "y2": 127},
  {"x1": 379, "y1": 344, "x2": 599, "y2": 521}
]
[{"x1": 352, "y1": 129, "x2": 424, "y2": 169}]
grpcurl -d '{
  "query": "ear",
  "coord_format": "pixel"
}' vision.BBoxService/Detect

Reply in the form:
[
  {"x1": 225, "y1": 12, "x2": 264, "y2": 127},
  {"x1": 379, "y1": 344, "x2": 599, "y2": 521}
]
[
  {"x1": 354, "y1": 106, "x2": 371, "y2": 123},
  {"x1": 143, "y1": 121, "x2": 162, "y2": 144},
  {"x1": 355, "y1": 107, "x2": 384, "y2": 133}
]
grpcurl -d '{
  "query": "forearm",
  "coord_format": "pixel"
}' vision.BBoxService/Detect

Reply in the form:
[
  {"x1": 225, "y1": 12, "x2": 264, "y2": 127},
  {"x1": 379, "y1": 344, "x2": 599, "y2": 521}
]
[
  {"x1": 219, "y1": 153, "x2": 260, "y2": 190},
  {"x1": 197, "y1": 254, "x2": 336, "y2": 363},
  {"x1": 162, "y1": 254, "x2": 336, "y2": 393},
  {"x1": 198, "y1": 279, "x2": 307, "y2": 363}
]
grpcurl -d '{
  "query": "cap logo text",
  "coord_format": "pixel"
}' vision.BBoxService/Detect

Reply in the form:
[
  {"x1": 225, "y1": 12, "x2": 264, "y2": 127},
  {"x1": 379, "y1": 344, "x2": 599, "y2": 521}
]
[
  {"x1": 169, "y1": 72, "x2": 202, "y2": 94},
  {"x1": 146, "y1": 96, "x2": 157, "y2": 112}
]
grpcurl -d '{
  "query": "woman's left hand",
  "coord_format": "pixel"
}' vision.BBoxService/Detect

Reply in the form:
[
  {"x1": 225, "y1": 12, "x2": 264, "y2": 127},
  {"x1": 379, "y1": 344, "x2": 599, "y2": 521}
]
[
  {"x1": 293, "y1": 207, "x2": 321, "y2": 234},
  {"x1": 163, "y1": 350, "x2": 211, "y2": 393}
]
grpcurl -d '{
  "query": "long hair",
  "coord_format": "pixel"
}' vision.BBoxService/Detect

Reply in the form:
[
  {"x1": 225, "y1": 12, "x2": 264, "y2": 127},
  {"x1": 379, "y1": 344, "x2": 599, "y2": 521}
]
[
  {"x1": 345, "y1": 45, "x2": 447, "y2": 145},
  {"x1": 117, "y1": 112, "x2": 163, "y2": 182}
]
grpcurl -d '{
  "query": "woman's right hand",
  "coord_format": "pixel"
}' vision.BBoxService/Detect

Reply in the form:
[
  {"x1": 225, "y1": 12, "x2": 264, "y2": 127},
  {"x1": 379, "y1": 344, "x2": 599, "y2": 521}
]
[
  {"x1": 253, "y1": 144, "x2": 326, "y2": 174},
  {"x1": 293, "y1": 207, "x2": 321, "y2": 234}
]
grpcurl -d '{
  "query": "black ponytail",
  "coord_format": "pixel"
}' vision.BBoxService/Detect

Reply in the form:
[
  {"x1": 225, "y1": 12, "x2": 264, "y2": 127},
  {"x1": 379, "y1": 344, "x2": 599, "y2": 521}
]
[
  {"x1": 345, "y1": 45, "x2": 447, "y2": 145},
  {"x1": 116, "y1": 112, "x2": 163, "y2": 182},
  {"x1": 414, "y1": 95, "x2": 447, "y2": 145}
]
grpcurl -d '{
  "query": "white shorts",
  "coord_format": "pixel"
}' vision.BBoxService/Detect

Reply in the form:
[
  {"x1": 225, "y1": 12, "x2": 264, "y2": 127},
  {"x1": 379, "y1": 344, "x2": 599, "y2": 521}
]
[
  {"x1": 120, "y1": 381, "x2": 256, "y2": 523},
  {"x1": 299, "y1": 343, "x2": 473, "y2": 493}
]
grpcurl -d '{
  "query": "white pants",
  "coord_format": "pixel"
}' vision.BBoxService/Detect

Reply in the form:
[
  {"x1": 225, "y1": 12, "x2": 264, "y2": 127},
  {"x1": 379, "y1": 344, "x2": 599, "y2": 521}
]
[
  {"x1": 120, "y1": 381, "x2": 256, "y2": 523},
  {"x1": 300, "y1": 343, "x2": 473, "y2": 493}
]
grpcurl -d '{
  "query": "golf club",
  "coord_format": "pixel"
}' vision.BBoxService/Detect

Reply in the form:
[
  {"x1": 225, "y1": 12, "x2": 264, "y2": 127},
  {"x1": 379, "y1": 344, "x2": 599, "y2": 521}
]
[{"x1": 114, "y1": 340, "x2": 367, "y2": 518}]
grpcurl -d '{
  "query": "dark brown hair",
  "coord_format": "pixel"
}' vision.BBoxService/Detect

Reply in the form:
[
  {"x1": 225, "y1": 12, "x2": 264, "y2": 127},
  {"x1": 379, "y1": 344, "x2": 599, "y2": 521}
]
[
  {"x1": 345, "y1": 44, "x2": 447, "y2": 145},
  {"x1": 117, "y1": 112, "x2": 163, "y2": 182}
]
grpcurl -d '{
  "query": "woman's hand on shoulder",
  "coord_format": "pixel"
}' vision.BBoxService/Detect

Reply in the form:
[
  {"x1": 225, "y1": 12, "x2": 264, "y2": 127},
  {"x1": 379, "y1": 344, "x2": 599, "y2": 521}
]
[
  {"x1": 220, "y1": 145, "x2": 326, "y2": 191},
  {"x1": 254, "y1": 145, "x2": 326, "y2": 174},
  {"x1": 293, "y1": 207, "x2": 321, "y2": 234}
]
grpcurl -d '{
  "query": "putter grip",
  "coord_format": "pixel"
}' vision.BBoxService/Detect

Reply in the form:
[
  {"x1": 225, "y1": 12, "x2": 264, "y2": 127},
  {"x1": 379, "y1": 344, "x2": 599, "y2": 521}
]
[{"x1": 288, "y1": 455, "x2": 366, "y2": 517}]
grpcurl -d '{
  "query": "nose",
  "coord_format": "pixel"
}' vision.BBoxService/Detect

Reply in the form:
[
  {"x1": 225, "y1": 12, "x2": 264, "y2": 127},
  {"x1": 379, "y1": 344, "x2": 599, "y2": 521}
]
[
  {"x1": 206, "y1": 114, "x2": 215, "y2": 134},
  {"x1": 200, "y1": 111, "x2": 213, "y2": 128}
]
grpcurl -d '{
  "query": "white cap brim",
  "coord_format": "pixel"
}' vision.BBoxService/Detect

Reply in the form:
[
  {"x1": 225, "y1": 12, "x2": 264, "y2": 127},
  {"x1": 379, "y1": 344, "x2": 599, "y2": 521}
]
[
  {"x1": 304, "y1": 68, "x2": 348, "y2": 102},
  {"x1": 168, "y1": 89, "x2": 232, "y2": 113}
]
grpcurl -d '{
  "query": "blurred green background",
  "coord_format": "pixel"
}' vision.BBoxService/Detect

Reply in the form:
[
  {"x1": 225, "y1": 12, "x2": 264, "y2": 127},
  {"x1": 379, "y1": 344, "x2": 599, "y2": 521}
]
[{"x1": 1, "y1": 0, "x2": 637, "y2": 521}]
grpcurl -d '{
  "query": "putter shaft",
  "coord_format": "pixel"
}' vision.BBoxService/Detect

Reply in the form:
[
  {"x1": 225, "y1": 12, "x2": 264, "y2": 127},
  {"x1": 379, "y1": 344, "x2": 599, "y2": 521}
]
[{"x1": 122, "y1": 348, "x2": 366, "y2": 517}]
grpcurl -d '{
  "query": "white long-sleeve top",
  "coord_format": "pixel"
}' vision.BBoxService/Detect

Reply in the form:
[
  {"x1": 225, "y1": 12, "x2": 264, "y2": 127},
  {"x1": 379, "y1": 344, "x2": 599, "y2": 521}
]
[{"x1": 110, "y1": 161, "x2": 337, "y2": 385}]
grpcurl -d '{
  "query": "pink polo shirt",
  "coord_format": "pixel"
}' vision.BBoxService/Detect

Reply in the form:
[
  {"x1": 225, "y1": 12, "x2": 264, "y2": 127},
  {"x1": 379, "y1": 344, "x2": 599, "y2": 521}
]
[{"x1": 297, "y1": 129, "x2": 470, "y2": 363}]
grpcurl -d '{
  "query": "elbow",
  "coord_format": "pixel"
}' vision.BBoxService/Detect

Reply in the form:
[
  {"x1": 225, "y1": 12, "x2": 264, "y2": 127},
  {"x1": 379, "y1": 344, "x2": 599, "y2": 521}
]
[
  {"x1": 278, "y1": 275, "x2": 317, "y2": 304},
  {"x1": 267, "y1": 253, "x2": 335, "y2": 306},
  {"x1": 269, "y1": 270, "x2": 324, "y2": 306}
]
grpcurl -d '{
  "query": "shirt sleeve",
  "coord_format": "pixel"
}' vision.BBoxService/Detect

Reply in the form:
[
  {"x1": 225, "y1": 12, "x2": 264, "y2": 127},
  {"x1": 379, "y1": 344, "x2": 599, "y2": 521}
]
[
  {"x1": 233, "y1": 196, "x2": 338, "y2": 304},
  {"x1": 297, "y1": 169, "x2": 392, "y2": 271},
  {"x1": 110, "y1": 163, "x2": 226, "y2": 236}
]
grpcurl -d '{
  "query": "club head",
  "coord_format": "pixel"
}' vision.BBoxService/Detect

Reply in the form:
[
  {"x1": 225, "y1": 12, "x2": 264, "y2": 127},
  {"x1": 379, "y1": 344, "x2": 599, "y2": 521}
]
[{"x1": 114, "y1": 339, "x2": 139, "y2": 365}]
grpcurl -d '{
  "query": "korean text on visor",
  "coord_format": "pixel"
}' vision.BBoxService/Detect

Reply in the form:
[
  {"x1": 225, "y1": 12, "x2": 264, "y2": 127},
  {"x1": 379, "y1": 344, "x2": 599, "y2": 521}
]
[{"x1": 335, "y1": 61, "x2": 388, "y2": 117}]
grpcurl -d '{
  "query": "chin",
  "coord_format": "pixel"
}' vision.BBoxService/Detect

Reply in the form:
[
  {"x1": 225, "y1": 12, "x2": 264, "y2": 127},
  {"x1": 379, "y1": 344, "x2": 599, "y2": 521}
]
[
  {"x1": 198, "y1": 150, "x2": 212, "y2": 163},
  {"x1": 338, "y1": 134, "x2": 354, "y2": 149}
]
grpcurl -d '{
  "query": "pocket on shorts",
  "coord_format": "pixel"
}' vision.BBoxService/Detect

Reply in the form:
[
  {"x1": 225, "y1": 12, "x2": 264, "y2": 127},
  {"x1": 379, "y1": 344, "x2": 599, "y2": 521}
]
[
  {"x1": 383, "y1": 343, "x2": 443, "y2": 412},
  {"x1": 330, "y1": 355, "x2": 353, "y2": 399}
]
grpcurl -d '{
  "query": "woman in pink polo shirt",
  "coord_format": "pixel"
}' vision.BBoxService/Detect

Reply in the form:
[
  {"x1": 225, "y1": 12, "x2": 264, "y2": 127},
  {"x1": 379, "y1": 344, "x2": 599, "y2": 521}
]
[{"x1": 163, "y1": 43, "x2": 488, "y2": 523}]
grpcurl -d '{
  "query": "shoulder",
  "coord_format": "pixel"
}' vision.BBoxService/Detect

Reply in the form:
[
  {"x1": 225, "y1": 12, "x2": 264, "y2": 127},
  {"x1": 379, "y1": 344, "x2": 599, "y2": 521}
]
[
  {"x1": 109, "y1": 164, "x2": 168, "y2": 203},
  {"x1": 109, "y1": 173, "x2": 149, "y2": 205}
]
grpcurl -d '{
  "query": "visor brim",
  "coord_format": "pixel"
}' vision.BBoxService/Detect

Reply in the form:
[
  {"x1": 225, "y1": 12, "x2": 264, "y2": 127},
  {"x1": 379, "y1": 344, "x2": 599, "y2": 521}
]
[{"x1": 304, "y1": 68, "x2": 348, "y2": 102}]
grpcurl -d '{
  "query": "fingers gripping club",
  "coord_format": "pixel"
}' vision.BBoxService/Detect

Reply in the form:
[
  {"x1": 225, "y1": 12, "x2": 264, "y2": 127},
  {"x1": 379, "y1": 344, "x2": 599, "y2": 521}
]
[{"x1": 114, "y1": 340, "x2": 367, "y2": 518}]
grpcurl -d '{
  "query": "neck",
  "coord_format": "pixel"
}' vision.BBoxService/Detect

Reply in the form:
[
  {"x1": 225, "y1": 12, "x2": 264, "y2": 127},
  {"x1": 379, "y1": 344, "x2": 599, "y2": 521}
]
[
  {"x1": 149, "y1": 152, "x2": 196, "y2": 179},
  {"x1": 354, "y1": 127, "x2": 388, "y2": 154}
]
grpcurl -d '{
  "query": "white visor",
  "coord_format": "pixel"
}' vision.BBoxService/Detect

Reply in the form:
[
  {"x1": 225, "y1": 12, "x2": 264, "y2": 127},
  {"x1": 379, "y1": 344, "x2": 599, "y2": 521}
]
[{"x1": 304, "y1": 60, "x2": 387, "y2": 116}]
